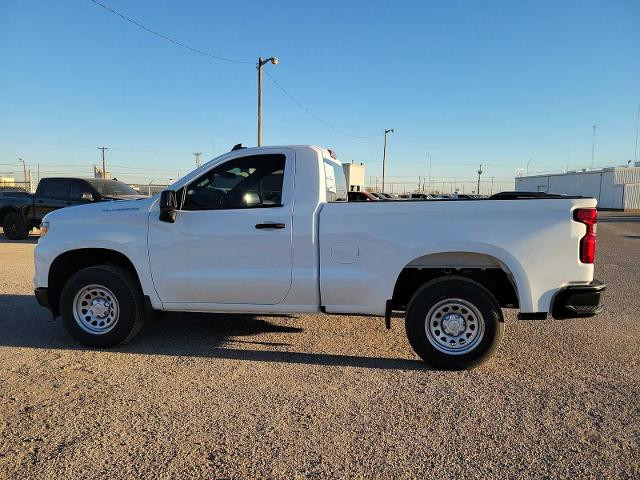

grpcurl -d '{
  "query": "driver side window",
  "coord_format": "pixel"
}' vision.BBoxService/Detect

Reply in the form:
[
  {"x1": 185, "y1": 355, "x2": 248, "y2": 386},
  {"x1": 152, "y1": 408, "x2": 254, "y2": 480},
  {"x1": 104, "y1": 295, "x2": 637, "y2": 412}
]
[{"x1": 182, "y1": 154, "x2": 285, "y2": 210}]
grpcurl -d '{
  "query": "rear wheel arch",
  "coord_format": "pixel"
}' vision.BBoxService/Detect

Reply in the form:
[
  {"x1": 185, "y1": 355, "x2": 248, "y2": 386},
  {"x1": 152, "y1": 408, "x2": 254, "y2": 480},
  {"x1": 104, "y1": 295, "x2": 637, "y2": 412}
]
[
  {"x1": 48, "y1": 248, "x2": 143, "y2": 317},
  {"x1": 391, "y1": 251, "x2": 521, "y2": 311}
]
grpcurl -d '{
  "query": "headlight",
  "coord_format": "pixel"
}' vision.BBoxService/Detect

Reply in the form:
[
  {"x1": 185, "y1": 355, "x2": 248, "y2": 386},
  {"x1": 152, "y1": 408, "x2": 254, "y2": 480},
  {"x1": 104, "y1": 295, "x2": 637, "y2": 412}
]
[{"x1": 39, "y1": 221, "x2": 50, "y2": 238}]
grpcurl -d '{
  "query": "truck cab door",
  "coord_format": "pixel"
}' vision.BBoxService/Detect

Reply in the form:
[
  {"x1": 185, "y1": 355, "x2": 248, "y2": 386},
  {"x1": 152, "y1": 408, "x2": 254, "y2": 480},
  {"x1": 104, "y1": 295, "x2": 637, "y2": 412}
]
[{"x1": 147, "y1": 151, "x2": 294, "y2": 306}]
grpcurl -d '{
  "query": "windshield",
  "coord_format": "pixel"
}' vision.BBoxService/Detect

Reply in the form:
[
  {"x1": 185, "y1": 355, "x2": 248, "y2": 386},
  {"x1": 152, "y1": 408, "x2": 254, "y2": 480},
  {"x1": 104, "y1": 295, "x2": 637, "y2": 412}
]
[{"x1": 87, "y1": 179, "x2": 139, "y2": 197}]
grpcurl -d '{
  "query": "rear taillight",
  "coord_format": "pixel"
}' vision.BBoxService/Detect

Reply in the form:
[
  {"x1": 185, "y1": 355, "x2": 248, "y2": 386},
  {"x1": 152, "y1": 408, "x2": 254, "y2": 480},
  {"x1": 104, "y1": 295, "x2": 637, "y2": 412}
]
[{"x1": 574, "y1": 208, "x2": 597, "y2": 263}]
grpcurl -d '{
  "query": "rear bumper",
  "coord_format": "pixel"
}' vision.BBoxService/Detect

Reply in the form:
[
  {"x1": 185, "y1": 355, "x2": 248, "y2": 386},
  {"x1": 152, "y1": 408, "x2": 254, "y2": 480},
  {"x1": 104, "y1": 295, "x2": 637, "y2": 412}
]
[
  {"x1": 34, "y1": 287, "x2": 50, "y2": 309},
  {"x1": 551, "y1": 280, "x2": 605, "y2": 319}
]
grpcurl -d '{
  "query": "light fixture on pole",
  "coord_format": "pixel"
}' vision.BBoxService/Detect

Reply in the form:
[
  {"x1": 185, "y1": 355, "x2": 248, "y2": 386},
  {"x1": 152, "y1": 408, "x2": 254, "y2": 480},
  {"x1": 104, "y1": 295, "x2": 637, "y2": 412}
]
[
  {"x1": 257, "y1": 56, "x2": 279, "y2": 146},
  {"x1": 381, "y1": 128, "x2": 395, "y2": 192}
]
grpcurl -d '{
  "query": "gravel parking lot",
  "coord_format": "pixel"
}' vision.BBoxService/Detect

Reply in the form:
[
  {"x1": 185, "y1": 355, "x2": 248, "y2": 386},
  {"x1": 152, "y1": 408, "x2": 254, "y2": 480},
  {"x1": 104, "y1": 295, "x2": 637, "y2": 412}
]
[{"x1": 0, "y1": 212, "x2": 638, "y2": 479}]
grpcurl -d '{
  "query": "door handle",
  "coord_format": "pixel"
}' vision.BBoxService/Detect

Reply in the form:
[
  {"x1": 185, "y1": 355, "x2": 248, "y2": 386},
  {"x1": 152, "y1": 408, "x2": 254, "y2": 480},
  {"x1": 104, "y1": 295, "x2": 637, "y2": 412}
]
[{"x1": 255, "y1": 222, "x2": 285, "y2": 230}]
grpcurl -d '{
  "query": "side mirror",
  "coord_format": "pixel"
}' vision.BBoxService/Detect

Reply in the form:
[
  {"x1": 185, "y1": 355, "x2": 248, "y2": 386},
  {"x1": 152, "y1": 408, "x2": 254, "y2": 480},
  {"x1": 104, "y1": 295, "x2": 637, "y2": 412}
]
[
  {"x1": 80, "y1": 192, "x2": 94, "y2": 201},
  {"x1": 159, "y1": 190, "x2": 177, "y2": 223}
]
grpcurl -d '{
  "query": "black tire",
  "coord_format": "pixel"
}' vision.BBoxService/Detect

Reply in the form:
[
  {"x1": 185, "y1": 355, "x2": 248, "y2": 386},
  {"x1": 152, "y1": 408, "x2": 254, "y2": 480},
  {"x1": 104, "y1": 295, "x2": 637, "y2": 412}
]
[
  {"x1": 405, "y1": 276, "x2": 504, "y2": 370},
  {"x1": 60, "y1": 265, "x2": 146, "y2": 348},
  {"x1": 2, "y1": 212, "x2": 28, "y2": 240}
]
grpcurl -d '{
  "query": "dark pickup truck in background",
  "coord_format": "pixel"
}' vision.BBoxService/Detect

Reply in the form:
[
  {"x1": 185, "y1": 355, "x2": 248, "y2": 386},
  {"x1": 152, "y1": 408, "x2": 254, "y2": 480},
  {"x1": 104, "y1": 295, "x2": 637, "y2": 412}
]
[{"x1": 0, "y1": 177, "x2": 145, "y2": 239}]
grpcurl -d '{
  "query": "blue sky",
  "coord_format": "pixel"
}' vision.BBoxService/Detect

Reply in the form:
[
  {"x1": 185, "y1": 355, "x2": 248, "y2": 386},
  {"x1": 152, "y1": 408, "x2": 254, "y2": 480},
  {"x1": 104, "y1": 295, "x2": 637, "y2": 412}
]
[{"x1": 1, "y1": 0, "x2": 639, "y2": 192}]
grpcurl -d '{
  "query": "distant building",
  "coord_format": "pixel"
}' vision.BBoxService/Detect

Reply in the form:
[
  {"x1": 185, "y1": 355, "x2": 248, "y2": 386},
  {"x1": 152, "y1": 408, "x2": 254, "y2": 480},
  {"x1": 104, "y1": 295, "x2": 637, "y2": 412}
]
[
  {"x1": 0, "y1": 177, "x2": 16, "y2": 187},
  {"x1": 515, "y1": 166, "x2": 640, "y2": 210},
  {"x1": 342, "y1": 162, "x2": 365, "y2": 192}
]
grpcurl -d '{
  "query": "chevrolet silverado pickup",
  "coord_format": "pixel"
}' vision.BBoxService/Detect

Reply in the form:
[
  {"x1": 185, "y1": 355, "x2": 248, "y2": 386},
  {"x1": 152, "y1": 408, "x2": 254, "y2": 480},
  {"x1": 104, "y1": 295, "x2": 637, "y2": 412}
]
[
  {"x1": 0, "y1": 177, "x2": 144, "y2": 239},
  {"x1": 33, "y1": 145, "x2": 605, "y2": 369}
]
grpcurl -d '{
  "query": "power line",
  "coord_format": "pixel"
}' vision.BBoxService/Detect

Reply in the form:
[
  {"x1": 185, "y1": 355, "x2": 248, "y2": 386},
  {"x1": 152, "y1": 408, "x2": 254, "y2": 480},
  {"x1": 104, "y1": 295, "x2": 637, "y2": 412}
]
[
  {"x1": 87, "y1": 1, "x2": 387, "y2": 140},
  {"x1": 264, "y1": 71, "x2": 382, "y2": 139},
  {"x1": 88, "y1": 0, "x2": 252, "y2": 64}
]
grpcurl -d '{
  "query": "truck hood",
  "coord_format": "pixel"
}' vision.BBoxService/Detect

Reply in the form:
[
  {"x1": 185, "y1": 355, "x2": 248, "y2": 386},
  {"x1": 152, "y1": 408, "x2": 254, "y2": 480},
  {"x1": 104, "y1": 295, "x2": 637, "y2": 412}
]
[{"x1": 43, "y1": 196, "x2": 155, "y2": 224}]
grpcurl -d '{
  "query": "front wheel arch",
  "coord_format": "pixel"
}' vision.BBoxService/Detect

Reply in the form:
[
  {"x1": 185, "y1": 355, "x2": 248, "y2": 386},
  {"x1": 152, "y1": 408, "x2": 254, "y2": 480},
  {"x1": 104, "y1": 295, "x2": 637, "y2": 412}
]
[{"x1": 48, "y1": 248, "x2": 144, "y2": 317}]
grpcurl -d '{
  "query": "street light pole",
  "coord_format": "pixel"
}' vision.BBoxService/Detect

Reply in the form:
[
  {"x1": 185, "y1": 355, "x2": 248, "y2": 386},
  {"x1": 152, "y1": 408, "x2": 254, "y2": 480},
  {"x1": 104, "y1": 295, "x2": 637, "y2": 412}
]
[
  {"x1": 257, "y1": 56, "x2": 279, "y2": 146},
  {"x1": 381, "y1": 128, "x2": 395, "y2": 192}
]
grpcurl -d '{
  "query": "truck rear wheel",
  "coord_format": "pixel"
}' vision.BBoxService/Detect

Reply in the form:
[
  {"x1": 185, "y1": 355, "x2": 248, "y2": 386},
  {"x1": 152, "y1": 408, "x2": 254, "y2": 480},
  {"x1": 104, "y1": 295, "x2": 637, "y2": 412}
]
[
  {"x1": 405, "y1": 276, "x2": 504, "y2": 370},
  {"x1": 2, "y1": 212, "x2": 28, "y2": 240},
  {"x1": 60, "y1": 265, "x2": 146, "y2": 348}
]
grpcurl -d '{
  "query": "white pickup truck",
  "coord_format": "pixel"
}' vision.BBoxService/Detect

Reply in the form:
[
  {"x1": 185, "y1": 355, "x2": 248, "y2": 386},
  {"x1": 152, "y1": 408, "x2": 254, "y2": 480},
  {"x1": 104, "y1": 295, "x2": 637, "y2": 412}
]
[{"x1": 34, "y1": 145, "x2": 604, "y2": 369}]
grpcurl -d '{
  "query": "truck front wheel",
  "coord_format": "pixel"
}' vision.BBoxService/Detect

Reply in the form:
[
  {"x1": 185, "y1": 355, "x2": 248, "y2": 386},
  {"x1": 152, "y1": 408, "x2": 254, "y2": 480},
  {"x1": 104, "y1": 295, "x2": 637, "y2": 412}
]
[
  {"x1": 405, "y1": 276, "x2": 504, "y2": 370},
  {"x1": 60, "y1": 265, "x2": 146, "y2": 348},
  {"x1": 2, "y1": 212, "x2": 28, "y2": 240}
]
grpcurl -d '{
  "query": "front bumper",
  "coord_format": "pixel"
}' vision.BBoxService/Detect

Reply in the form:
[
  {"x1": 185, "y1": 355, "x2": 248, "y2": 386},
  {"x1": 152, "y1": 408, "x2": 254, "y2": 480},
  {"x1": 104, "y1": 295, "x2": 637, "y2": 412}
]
[
  {"x1": 552, "y1": 280, "x2": 605, "y2": 319},
  {"x1": 34, "y1": 287, "x2": 50, "y2": 309}
]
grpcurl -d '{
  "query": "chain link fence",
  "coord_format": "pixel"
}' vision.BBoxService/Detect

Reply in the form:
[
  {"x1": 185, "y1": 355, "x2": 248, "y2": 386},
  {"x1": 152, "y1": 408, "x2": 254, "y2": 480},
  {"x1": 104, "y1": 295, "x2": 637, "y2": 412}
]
[{"x1": 0, "y1": 181, "x2": 31, "y2": 193}]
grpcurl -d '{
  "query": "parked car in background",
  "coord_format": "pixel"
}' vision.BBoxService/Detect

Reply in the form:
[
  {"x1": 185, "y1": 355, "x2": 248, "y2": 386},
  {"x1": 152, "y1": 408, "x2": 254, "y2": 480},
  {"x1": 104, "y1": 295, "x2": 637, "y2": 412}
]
[
  {"x1": 348, "y1": 191, "x2": 379, "y2": 202},
  {"x1": 370, "y1": 192, "x2": 388, "y2": 200},
  {"x1": 410, "y1": 193, "x2": 433, "y2": 200},
  {"x1": 0, "y1": 177, "x2": 145, "y2": 239},
  {"x1": 34, "y1": 145, "x2": 605, "y2": 370}
]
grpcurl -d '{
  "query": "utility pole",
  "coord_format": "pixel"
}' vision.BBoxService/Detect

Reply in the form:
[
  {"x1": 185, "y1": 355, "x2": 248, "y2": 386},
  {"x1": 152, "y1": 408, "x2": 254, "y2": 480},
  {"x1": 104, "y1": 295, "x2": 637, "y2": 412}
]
[
  {"x1": 98, "y1": 146, "x2": 108, "y2": 179},
  {"x1": 193, "y1": 152, "x2": 202, "y2": 168},
  {"x1": 591, "y1": 125, "x2": 597, "y2": 169},
  {"x1": 490, "y1": 176, "x2": 495, "y2": 195},
  {"x1": 477, "y1": 165, "x2": 483, "y2": 195},
  {"x1": 37, "y1": 163, "x2": 40, "y2": 185},
  {"x1": 566, "y1": 149, "x2": 571, "y2": 172},
  {"x1": 381, "y1": 128, "x2": 395, "y2": 192},
  {"x1": 257, "y1": 56, "x2": 279, "y2": 146}
]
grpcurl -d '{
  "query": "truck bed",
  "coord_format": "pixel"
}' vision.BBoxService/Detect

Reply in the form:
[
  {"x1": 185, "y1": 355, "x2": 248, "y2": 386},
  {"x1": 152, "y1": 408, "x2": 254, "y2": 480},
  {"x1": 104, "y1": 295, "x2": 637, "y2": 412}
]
[{"x1": 318, "y1": 197, "x2": 596, "y2": 316}]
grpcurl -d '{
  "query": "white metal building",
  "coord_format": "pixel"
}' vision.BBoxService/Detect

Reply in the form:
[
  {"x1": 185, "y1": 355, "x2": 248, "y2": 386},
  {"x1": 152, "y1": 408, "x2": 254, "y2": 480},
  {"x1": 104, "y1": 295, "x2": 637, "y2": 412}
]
[
  {"x1": 515, "y1": 166, "x2": 640, "y2": 210},
  {"x1": 342, "y1": 162, "x2": 365, "y2": 192}
]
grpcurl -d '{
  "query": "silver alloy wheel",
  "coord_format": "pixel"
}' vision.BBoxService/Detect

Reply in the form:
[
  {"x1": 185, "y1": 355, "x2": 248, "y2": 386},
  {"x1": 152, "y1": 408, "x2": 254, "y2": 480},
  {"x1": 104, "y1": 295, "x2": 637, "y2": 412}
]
[
  {"x1": 72, "y1": 284, "x2": 120, "y2": 335},
  {"x1": 425, "y1": 298, "x2": 485, "y2": 355}
]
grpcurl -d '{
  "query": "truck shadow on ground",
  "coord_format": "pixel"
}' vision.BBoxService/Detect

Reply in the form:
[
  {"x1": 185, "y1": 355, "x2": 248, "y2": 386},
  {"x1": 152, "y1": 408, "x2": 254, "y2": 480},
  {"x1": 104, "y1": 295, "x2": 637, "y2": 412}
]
[
  {"x1": 0, "y1": 234, "x2": 39, "y2": 244},
  {"x1": 0, "y1": 294, "x2": 426, "y2": 371}
]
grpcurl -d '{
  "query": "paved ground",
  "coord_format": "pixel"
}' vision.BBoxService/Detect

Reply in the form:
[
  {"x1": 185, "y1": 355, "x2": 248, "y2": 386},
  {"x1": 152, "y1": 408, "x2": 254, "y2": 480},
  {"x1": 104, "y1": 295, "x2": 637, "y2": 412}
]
[{"x1": 0, "y1": 212, "x2": 638, "y2": 479}]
